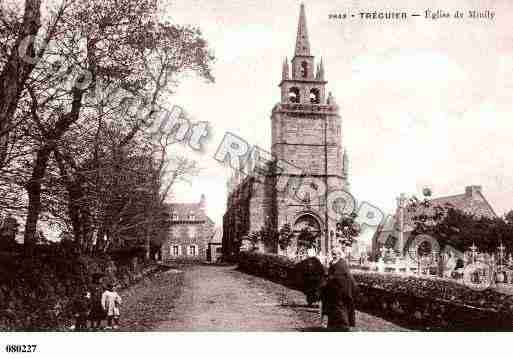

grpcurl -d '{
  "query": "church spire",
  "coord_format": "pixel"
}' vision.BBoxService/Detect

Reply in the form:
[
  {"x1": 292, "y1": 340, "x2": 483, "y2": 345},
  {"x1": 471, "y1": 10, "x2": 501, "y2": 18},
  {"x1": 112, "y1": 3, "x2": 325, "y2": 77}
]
[{"x1": 294, "y1": 3, "x2": 311, "y2": 56}]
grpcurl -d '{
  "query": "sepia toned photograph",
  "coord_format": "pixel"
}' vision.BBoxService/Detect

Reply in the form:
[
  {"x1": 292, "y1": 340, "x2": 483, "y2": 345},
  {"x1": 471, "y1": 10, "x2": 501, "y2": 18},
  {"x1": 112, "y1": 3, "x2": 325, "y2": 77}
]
[{"x1": 0, "y1": 0, "x2": 512, "y2": 345}]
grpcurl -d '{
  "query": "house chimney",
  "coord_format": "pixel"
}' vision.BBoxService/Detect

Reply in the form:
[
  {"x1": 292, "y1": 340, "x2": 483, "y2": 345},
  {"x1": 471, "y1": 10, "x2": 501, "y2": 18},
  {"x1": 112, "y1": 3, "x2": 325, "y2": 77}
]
[{"x1": 465, "y1": 185, "x2": 482, "y2": 198}]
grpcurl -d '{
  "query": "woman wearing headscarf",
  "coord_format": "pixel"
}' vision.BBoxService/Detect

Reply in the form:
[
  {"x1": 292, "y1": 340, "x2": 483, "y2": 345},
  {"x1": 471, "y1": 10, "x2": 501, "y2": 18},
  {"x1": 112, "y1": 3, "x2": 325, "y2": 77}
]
[{"x1": 321, "y1": 246, "x2": 359, "y2": 331}]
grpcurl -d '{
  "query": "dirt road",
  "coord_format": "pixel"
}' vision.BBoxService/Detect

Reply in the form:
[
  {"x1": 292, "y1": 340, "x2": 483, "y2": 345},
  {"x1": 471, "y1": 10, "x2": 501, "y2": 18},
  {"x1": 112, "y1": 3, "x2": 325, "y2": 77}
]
[{"x1": 151, "y1": 265, "x2": 406, "y2": 331}]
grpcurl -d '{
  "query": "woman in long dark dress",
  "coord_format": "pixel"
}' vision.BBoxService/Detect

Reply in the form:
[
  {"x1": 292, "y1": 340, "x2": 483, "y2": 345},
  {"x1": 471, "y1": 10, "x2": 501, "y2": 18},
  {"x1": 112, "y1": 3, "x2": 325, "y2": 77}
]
[{"x1": 321, "y1": 247, "x2": 359, "y2": 331}]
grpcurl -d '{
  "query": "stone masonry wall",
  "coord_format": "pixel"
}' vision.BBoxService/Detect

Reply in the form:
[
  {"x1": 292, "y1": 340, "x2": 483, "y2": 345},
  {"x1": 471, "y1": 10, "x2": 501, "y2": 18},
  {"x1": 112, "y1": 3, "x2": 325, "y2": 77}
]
[
  {"x1": 271, "y1": 112, "x2": 342, "y2": 176},
  {"x1": 162, "y1": 222, "x2": 213, "y2": 262}
]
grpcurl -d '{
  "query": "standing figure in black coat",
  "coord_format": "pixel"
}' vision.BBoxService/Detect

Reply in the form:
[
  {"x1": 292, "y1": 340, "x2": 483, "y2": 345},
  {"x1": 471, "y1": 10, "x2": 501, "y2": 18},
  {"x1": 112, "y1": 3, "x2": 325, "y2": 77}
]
[
  {"x1": 321, "y1": 246, "x2": 359, "y2": 331},
  {"x1": 295, "y1": 256, "x2": 326, "y2": 306}
]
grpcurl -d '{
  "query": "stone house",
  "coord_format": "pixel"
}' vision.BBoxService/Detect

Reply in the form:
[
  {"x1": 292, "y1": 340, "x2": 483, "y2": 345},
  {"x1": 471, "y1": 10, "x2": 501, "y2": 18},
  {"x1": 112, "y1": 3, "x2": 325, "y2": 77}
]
[
  {"x1": 372, "y1": 185, "x2": 497, "y2": 259},
  {"x1": 161, "y1": 194, "x2": 215, "y2": 262}
]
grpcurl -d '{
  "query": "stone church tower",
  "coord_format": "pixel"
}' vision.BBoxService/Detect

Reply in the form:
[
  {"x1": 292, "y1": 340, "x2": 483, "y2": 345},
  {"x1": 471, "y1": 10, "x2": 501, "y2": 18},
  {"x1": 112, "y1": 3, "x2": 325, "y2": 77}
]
[
  {"x1": 271, "y1": 3, "x2": 349, "y2": 257},
  {"x1": 222, "y1": 4, "x2": 349, "y2": 259}
]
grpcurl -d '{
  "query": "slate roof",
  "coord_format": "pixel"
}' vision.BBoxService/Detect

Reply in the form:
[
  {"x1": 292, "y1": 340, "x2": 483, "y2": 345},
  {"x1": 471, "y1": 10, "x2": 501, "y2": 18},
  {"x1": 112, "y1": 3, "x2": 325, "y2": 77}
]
[
  {"x1": 372, "y1": 186, "x2": 497, "y2": 245},
  {"x1": 164, "y1": 202, "x2": 213, "y2": 224},
  {"x1": 402, "y1": 186, "x2": 497, "y2": 229}
]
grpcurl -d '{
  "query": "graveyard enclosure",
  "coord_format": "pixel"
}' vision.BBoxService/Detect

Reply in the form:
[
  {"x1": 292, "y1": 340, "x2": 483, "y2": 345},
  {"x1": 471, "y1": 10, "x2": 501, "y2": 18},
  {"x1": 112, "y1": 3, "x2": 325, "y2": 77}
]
[{"x1": 236, "y1": 251, "x2": 513, "y2": 330}]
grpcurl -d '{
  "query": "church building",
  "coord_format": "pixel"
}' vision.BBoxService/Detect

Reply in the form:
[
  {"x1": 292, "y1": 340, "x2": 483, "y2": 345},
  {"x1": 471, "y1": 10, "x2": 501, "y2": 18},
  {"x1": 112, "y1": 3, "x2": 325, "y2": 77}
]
[{"x1": 222, "y1": 4, "x2": 349, "y2": 259}]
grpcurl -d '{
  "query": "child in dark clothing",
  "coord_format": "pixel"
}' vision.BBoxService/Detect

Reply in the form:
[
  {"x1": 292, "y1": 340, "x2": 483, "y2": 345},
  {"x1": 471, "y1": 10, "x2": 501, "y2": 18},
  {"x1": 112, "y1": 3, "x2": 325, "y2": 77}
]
[
  {"x1": 89, "y1": 282, "x2": 106, "y2": 330},
  {"x1": 72, "y1": 290, "x2": 91, "y2": 331}
]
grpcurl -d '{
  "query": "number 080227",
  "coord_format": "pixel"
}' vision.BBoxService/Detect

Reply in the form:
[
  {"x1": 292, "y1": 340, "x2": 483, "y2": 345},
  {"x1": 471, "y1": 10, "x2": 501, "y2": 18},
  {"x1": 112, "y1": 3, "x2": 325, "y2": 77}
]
[{"x1": 5, "y1": 344, "x2": 37, "y2": 353}]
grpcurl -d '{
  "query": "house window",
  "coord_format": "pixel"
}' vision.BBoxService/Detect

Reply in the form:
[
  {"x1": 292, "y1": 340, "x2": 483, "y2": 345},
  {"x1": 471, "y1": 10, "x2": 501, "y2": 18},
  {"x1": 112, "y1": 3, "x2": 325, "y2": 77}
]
[
  {"x1": 188, "y1": 226, "x2": 196, "y2": 238},
  {"x1": 188, "y1": 211, "x2": 195, "y2": 220},
  {"x1": 171, "y1": 245, "x2": 180, "y2": 257},
  {"x1": 172, "y1": 212, "x2": 178, "y2": 221},
  {"x1": 188, "y1": 244, "x2": 198, "y2": 256}
]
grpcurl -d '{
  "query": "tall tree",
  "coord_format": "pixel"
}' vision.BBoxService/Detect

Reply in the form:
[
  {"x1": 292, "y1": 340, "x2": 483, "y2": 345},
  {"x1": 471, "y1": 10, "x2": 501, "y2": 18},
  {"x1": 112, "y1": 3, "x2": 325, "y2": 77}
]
[
  {"x1": 335, "y1": 212, "x2": 361, "y2": 247},
  {"x1": 0, "y1": 0, "x2": 214, "y2": 252},
  {"x1": 408, "y1": 197, "x2": 513, "y2": 257},
  {"x1": 0, "y1": 0, "x2": 43, "y2": 166}
]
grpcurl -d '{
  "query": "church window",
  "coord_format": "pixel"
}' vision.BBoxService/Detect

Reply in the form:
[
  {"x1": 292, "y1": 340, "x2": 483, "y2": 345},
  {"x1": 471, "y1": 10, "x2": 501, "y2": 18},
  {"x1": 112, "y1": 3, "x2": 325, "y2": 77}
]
[
  {"x1": 288, "y1": 87, "x2": 300, "y2": 103},
  {"x1": 301, "y1": 61, "x2": 308, "y2": 78},
  {"x1": 309, "y1": 88, "x2": 320, "y2": 104}
]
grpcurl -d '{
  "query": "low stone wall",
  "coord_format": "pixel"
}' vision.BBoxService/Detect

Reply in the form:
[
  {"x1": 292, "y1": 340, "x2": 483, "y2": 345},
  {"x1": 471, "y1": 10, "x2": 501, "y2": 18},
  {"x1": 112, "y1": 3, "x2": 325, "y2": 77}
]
[
  {"x1": 236, "y1": 251, "x2": 513, "y2": 331},
  {"x1": 355, "y1": 277, "x2": 509, "y2": 331},
  {"x1": 0, "y1": 249, "x2": 169, "y2": 331}
]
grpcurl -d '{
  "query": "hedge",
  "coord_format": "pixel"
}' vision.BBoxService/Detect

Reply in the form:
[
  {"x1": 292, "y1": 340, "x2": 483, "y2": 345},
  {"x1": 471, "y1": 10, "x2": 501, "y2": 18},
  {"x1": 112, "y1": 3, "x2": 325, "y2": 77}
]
[
  {"x1": 0, "y1": 246, "x2": 165, "y2": 331},
  {"x1": 236, "y1": 251, "x2": 513, "y2": 330},
  {"x1": 237, "y1": 251, "x2": 298, "y2": 288},
  {"x1": 354, "y1": 271, "x2": 513, "y2": 330}
]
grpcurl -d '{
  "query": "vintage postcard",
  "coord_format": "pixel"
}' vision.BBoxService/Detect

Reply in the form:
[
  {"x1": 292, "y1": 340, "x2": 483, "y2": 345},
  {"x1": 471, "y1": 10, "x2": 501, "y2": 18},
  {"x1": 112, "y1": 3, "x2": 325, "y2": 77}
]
[{"x1": 0, "y1": 0, "x2": 512, "y2": 356}]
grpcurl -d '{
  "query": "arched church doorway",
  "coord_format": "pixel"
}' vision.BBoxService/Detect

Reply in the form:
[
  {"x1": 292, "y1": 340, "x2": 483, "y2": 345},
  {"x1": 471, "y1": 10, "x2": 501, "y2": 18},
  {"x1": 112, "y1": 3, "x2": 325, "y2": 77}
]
[{"x1": 292, "y1": 213, "x2": 322, "y2": 259}]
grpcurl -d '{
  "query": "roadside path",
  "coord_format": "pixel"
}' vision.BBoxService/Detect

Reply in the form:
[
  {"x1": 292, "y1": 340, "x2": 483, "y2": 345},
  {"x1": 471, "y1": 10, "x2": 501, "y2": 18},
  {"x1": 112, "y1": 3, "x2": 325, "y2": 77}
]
[{"x1": 152, "y1": 265, "x2": 406, "y2": 331}]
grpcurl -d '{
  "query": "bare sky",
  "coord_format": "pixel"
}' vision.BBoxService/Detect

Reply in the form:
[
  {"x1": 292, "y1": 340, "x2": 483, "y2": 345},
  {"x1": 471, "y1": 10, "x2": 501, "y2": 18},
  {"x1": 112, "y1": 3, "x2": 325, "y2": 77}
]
[{"x1": 162, "y1": 0, "x2": 513, "y2": 225}]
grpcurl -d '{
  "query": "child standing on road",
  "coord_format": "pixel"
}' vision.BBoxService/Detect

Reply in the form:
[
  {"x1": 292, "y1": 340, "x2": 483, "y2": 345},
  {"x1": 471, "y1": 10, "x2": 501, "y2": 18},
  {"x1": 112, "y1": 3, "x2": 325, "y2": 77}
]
[
  {"x1": 101, "y1": 283, "x2": 122, "y2": 329},
  {"x1": 89, "y1": 281, "x2": 105, "y2": 330},
  {"x1": 72, "y1": 290, "x2": 91, "y2": 331}
]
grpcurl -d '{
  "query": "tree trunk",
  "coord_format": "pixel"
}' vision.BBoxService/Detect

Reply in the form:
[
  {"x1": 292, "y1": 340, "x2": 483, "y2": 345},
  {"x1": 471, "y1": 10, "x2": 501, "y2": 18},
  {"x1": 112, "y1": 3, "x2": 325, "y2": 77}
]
[
  {"x1": 81, "y1": 205, "x2": 93, "y2": 252},
  {"x1": 54, "y1": 150, "x2": 82, "y2": 247},
  {"x1": 145, "y1": 220, "x2": 152, "y2": 262},
  {"x1": 68, "y1": 186, "x2": 83, "y2": 248},
  {"x1": 23, "y1": 148, "x2": 51, "y2": 251},
  {"x1": 54, "y1": 149, "x2": 98, "y2": 253},
  {"x1": 0, "y1": 0, "x2": 43, "y2": 165},
  {"x1": 23, "y1": 87, "x2": 86, "y2": 251},
  {"x1": 95, "y1": 226, "x2": 107, "y2": 253}
]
